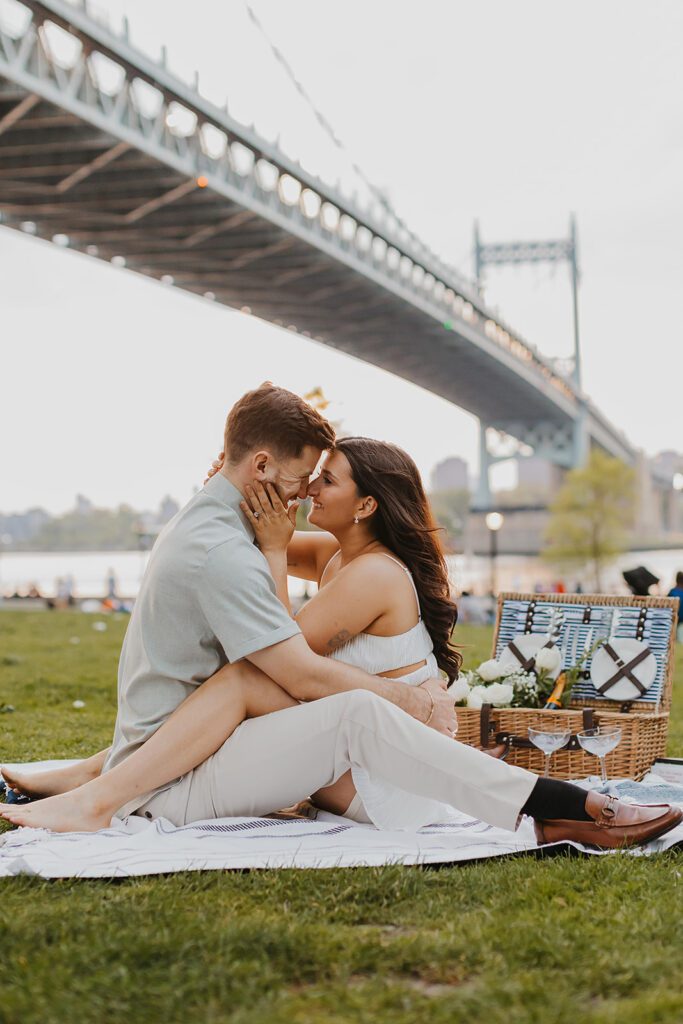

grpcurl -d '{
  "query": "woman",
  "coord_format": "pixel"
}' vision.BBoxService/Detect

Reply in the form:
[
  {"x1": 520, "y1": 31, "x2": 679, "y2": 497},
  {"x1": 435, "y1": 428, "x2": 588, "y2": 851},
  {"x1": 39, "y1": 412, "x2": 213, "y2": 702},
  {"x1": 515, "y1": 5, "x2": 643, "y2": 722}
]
[{"x1": 2, "y1": 437, "x2": 462, "y2": 832}]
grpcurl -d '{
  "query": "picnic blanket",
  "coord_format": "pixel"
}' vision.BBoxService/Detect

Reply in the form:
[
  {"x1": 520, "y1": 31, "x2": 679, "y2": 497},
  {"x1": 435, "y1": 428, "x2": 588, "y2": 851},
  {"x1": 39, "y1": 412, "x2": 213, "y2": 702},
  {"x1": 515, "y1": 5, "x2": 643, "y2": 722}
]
[{"x1": 1, "y1": 761, "x2": 682, "y2": 878}]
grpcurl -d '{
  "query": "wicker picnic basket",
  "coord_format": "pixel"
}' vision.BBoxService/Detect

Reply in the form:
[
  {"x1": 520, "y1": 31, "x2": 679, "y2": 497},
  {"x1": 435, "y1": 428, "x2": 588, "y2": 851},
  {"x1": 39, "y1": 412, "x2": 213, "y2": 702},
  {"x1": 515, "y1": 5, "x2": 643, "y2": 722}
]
[{"x1": 456, "y1": 593, "x2": 679, "y2": 780}]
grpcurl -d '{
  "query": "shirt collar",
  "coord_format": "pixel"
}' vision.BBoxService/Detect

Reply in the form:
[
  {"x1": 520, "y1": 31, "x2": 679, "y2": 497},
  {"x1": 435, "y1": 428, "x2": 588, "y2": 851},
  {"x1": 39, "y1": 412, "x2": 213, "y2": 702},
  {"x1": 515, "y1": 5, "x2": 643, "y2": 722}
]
[{"x1": 203, "y1": 472, "x2": 254, "y2": 541}]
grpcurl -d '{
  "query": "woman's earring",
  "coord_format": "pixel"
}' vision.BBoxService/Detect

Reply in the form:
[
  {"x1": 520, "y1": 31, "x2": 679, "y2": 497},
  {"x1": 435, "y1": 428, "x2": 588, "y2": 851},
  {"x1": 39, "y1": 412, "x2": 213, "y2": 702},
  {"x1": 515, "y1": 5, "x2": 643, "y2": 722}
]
[{"x1": 353, "y1": 515, "x2": 359, "y2": 525}]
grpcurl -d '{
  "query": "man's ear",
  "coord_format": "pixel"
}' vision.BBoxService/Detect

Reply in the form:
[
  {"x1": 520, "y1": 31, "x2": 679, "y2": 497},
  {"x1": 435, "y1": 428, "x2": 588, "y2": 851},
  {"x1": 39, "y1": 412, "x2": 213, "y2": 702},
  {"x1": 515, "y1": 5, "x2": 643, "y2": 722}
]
[{"x1": 252, "y1": 450, "x2": 270, "y2": 478}]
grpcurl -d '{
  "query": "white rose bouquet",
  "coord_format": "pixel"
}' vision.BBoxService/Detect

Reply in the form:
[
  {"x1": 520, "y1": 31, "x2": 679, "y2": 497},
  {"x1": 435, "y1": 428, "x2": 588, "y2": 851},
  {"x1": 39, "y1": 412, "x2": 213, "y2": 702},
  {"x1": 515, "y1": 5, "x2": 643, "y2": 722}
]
[
  {"x1": 451, "y1": 637, "x2": 599, "y2": 711},
  {"x1": 450, "y1": 657, "x2": 547, "y2": 709}
]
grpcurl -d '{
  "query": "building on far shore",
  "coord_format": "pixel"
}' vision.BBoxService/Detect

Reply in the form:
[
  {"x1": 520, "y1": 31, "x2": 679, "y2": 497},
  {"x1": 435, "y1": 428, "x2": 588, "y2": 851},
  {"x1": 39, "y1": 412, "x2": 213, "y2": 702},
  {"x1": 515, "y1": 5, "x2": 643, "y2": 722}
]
[
  {"x1": 516, "y1": 455, "x2": 564, "y2": 496},
  {"x1": 0, "y1": 507, "x2": 50, "y2": 546},
  {"x1": 159, "y1": 495, "x2": 180, "y2": 523},
  {"x1": 431, "y1": 456, "x2": 469, "y2": 493}
]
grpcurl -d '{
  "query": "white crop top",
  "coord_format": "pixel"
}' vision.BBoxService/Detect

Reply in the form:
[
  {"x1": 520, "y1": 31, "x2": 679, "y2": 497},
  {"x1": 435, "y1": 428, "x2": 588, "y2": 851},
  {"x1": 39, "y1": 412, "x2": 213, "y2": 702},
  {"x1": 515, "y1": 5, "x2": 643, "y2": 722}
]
[{"x1": 322, "y1": 551, "x2": 435, "y2": 676}]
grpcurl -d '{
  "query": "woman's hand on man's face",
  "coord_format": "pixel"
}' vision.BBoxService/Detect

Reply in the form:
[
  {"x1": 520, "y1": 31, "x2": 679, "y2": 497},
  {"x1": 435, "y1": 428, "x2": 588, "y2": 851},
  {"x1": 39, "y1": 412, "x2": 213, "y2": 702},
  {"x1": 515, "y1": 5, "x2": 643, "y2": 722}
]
[
  {"x1": 241, "y1": 481, "x2": 299, "y2": 552},
  {"x1": 204, "y1": 451, "x2": 225, "y2": 484}
]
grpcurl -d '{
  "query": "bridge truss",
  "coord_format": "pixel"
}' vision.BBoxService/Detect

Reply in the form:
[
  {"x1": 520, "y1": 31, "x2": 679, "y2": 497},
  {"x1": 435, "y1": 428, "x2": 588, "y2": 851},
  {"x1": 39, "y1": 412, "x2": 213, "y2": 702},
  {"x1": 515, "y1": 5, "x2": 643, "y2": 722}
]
[{"x1": 0, "y1": 0, "x2": 635, "y2": 502}]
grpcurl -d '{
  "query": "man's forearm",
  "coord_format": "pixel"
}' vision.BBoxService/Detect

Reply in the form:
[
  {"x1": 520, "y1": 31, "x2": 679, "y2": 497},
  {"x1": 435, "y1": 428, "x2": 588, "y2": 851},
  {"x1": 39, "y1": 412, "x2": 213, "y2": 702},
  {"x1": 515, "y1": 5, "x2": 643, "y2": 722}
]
[
  {"x1": 290, "y1": 654, "x2": 431, "y2": 724},
  {"x1": 247, "y1": 636, "x2": 453, "y2": 731}
]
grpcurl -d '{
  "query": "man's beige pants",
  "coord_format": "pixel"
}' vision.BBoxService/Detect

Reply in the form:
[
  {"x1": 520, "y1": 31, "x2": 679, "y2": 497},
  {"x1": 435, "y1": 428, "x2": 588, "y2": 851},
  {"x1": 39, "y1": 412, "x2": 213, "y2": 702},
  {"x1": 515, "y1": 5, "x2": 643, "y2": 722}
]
[{"x1": 135, "y1": 690, "x2": 538, "y2": 832}]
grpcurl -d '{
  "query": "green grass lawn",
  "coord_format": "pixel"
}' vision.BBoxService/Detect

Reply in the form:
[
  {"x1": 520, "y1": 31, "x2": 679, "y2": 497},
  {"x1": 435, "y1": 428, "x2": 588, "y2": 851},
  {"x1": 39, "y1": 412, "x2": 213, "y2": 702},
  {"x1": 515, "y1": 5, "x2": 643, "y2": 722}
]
[{"x1": 1, "y1": 611, "x2": 682, "y2": 1024}]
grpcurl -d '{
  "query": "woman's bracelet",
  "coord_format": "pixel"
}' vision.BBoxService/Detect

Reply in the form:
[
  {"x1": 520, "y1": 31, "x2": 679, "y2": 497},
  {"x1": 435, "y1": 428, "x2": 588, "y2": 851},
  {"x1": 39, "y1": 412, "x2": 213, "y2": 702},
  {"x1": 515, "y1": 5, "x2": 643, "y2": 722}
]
[{"x1": 419, "y1": 683, "x2": 435, "y2": 726}]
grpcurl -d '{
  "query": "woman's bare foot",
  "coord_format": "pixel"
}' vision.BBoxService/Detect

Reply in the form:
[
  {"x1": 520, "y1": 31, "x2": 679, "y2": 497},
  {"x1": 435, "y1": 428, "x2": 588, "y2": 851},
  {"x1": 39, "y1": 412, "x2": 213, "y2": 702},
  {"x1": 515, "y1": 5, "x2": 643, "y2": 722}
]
[
  {"x1": 2, "y1": 753, "x2": 106, "y2": 799},
  {"x1": 0, "y1": 787, "x2": 114, "y2": 833}
]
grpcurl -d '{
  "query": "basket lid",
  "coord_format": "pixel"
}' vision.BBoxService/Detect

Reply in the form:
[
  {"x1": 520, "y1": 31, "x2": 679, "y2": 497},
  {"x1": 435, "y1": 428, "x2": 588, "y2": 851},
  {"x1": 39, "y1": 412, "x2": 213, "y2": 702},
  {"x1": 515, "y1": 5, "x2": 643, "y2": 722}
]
[{"x1": 491, "y1": 593, "x2": 677, "y2": 713}]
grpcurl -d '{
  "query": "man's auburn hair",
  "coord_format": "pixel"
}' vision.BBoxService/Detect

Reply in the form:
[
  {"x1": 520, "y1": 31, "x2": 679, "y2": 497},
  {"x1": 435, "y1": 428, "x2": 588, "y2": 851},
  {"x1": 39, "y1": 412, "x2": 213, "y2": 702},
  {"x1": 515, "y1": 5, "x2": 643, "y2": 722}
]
[{"x1": 224, "y1": 382, "x2": 336, "y2": 464}]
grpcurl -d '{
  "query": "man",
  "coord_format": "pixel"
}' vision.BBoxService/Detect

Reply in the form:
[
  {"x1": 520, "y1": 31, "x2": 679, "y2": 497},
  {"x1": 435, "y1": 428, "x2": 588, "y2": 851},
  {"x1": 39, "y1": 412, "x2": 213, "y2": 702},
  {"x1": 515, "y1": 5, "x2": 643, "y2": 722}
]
[{"x1": 3, "y1": 383, "x2": 679, "y2": 847}]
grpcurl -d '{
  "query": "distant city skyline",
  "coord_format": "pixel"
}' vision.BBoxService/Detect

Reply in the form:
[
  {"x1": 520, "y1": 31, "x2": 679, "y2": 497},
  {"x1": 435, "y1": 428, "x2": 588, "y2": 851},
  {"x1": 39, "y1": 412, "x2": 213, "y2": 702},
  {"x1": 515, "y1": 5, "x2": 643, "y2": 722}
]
[
  {"x1": 0, "y1": 490, "x2": 181, "y2": 551},
  {"x1": 3, "y1": 445, "x2": 680, "y2": 526},
  {"x1": 2, "y1": 1, "x2": 681, "y2": 514},
  {"x1": 1, "y1": 491, "x2": 182, "y2": 517}
]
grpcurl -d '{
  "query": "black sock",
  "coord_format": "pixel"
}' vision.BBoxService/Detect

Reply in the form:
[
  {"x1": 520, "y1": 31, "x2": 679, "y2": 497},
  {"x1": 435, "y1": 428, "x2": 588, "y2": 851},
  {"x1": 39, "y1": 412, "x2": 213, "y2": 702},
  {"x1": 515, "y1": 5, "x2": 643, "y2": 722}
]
[{"x1": 521, "y1": 777, "x2": 592, "y2": 821}]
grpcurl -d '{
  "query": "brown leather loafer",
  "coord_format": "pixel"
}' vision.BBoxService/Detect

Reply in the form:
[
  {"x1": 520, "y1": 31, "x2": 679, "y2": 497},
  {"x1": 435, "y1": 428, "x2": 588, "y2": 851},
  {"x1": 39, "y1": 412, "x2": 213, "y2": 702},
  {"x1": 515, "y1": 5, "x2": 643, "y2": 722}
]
[{"x1": 534, "y1": 795, "x2": 683, "y2": 849}]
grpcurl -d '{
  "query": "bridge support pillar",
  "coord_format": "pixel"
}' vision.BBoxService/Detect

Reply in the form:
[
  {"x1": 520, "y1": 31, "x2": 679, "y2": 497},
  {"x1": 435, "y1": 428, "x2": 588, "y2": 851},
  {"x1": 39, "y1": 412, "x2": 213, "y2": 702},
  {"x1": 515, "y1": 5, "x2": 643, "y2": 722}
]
[
  {"x1": 475, "y1": 421, "x2": 493, "y2": 508},
  {"x1": 572, "y1": 400, "x2": 589, "y2": 468},
  {"x1": 474, "y1": 421, "x2": 515, "y2": 508}
]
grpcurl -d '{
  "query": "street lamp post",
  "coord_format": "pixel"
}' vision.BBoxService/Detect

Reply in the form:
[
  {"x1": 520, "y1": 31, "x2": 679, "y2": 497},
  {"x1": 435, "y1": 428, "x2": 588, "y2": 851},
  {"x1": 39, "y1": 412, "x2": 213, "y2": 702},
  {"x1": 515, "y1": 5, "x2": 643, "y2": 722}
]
[{"x1": 485, "y1": 512, "x2": 504, "y2": 597}]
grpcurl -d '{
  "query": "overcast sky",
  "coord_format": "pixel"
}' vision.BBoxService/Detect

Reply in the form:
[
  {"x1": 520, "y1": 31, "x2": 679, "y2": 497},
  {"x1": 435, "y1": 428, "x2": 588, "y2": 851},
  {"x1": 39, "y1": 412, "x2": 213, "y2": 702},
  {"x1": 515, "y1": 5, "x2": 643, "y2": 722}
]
[{"x1": 1, "y1": 0, "x2": 681, "y2": 514}]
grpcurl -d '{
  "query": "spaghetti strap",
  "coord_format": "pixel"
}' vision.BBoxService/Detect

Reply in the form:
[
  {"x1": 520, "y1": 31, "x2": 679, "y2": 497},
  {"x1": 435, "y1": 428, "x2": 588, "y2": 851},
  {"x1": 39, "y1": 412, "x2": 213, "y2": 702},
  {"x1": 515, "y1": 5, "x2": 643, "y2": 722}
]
[
  {"x1": 319, "y1": 549, "x2": 341, "y2": 586},
  {"x1": 378, "y1": 553, "x2": 422, "y2": 621}
]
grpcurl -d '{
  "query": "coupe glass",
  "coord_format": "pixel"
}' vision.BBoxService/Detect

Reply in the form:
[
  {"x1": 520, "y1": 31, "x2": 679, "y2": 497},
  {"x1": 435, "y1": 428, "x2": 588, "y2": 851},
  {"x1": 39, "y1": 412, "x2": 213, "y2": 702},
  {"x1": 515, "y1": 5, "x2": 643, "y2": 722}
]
[
  {"x1": 527, "y1": 727, "x2": 572, "y2": 778},
  {"x1": 577, "y1": 727, "x2": 622, "y2": 787}
]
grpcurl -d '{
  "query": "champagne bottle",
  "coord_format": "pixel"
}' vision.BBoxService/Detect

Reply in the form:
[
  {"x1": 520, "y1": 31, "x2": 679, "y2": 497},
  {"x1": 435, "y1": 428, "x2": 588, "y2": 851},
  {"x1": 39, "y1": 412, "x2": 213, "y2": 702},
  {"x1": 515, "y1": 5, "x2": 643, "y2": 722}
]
[{"x1": 543, "y1": 673, "x2": 567, "y2": 710}]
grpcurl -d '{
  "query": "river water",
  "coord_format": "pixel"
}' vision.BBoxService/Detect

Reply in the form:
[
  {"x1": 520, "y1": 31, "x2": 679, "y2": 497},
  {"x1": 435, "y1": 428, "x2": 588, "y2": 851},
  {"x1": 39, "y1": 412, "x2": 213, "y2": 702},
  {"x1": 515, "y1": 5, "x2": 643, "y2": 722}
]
[{"x1": 1, "y1": 547, "x2": 681, "y2": 600}]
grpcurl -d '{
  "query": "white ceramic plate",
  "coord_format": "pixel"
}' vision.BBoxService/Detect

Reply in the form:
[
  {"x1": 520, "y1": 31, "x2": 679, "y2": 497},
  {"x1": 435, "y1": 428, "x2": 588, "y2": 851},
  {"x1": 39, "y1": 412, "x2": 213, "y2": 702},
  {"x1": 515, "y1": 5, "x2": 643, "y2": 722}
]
[{"x1": 590, "y1": 639, "x2": 657, "y2": 701}]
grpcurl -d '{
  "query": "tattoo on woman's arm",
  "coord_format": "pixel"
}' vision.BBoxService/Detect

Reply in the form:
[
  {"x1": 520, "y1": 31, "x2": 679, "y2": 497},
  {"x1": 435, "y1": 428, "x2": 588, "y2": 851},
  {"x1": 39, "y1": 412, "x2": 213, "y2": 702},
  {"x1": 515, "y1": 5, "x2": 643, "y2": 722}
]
[{"x1": 327, "y1": 629, "x2": 351, "y2": 652}]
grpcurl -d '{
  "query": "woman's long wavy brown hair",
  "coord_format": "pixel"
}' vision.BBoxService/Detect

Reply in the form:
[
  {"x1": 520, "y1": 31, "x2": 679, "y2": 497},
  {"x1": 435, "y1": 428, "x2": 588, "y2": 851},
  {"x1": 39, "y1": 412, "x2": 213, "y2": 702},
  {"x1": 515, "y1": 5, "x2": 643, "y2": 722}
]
[{"x1": 334, "y1": 437, "x2": 462, "y2": 682}]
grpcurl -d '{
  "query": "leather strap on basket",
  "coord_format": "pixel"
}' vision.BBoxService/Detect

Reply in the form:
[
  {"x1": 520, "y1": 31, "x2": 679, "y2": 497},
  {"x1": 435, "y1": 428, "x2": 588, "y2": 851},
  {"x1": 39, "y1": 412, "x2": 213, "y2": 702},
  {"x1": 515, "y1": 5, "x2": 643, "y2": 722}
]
[
  {"x1": 488, "y1": 706, "x2": 597, "y2": 752},
  {"x1": 508, "y1": 638, "x2": 554, "y2": 674},
  {"x1": 480, "y1": 703, "x2": 494, "y2": 747},
  {"x1": 597, "y1": 643, "x2": 650, "y2": 696},
  {"x1": 582, "y1": 707, "x2": 595, "y2": 731}
]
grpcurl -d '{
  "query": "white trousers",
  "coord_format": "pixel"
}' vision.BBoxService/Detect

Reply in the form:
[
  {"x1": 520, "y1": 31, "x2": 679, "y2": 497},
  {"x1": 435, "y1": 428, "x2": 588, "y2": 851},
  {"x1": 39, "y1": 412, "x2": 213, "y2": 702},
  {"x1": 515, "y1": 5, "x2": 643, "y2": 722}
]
[{"x1": 135, "y1": 690, "x2": 537, "y2": 832}]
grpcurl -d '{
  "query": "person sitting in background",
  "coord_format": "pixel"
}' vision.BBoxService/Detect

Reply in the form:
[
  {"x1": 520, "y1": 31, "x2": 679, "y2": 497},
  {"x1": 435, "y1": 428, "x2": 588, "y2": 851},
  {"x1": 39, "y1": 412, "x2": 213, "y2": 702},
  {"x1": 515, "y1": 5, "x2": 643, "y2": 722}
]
[
  {"x1": 668, "y1": 571, "x2": 683, "y2": 642},
  {"x1": 105, "y1": 568, "x2": 118, "y2": 601}
]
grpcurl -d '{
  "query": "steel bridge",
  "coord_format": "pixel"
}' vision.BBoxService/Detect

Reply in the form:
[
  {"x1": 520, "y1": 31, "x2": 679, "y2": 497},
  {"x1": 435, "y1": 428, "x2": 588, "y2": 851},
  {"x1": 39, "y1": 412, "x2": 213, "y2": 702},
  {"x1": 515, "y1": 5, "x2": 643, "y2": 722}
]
[{"x1": 0, "y1": 0, "x2": 636, "y2": 504}]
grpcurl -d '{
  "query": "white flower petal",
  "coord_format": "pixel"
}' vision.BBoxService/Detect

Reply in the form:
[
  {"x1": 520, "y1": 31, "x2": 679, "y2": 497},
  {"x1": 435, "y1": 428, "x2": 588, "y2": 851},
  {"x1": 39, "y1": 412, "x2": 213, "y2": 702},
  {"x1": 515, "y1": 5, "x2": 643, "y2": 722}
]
[
  {"x1": 466, "y1": 689, "x2": 485, "y2": 709},
  {"x1": 486, "y1": 682, "x2": 514, "y2": 707},
  {"x1": 448, "y1": 678, "x2": 471, "y2": 703},
  {"x1": 477, "y1": 659, "x2": 503, "y2": 682},
  {"x1": 535, "y1": 646, "x2": 561, "y2": 672}
]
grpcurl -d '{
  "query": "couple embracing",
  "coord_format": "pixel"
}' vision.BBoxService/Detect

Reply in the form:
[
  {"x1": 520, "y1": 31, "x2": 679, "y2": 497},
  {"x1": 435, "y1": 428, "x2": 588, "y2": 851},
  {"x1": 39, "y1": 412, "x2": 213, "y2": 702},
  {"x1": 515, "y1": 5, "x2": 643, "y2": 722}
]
[{"x1": 2, "y1": 383, "x2": 679, "y2": 848}]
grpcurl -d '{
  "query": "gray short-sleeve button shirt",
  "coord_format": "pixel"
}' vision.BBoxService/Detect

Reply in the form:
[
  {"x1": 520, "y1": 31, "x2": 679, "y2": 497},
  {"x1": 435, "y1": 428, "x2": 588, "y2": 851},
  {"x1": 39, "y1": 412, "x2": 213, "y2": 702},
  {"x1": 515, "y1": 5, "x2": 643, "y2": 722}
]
[{"x1": 103, "y1": 473, "x2": 300, "y2": 781}]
